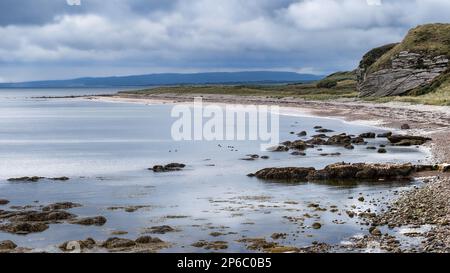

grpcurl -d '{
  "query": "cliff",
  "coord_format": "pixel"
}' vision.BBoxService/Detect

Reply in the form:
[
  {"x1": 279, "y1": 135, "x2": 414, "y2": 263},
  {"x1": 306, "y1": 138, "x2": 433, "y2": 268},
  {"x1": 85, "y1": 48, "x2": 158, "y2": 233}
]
[{"x1": 357, "y1": 24, "x2": 450, "y2": 97}]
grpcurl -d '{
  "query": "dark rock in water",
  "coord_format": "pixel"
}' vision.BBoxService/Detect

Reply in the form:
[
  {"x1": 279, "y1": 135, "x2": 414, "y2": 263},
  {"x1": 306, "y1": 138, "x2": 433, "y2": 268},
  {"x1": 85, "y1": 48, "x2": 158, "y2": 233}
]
[
  {"x1": 313, "y1": 126, "x2": 323, "y2": 129},
  {"x1": 1, "y1": 210, "x2": 76, "y2": 223},
  {"x1": 291, "y1": 151, "x2": 306, "y2": 156},
  {"x1": 283, "y1": 140, "x2": 312, "y2": 151},
  {"x1": 71, "y1": 216, "x2": 107, "y2": 226},
  {"x1": 358, "y1": 197, "x2": 365, "y2": 202},
  {"x1": 367, "y1": 146, "x2": 377, "y2": 150},
  {"x1": 7, "y1": 176, "x2": 43, "y2": 182},
  {"x1": 316, "y1": 128, "x2": 334, "y2": 133},
  {"x1": 344, "y1": 144, "x2": 355, "y2": 150},
  {"x1": 247, "y1": 173, "x2": 256, "y2": 177},
  {"x1": 297, "y1": 131, "x2": 307, "y2": 137},
  {"x1": 401, "y1": 124, "x2": 411, "y2": 130},
  {"x1": 145, "y1": 225, "x2": 175, "y2": 234},
  {"x1": 240, "y1": 157, "x2": 256, "y2": 161},
  {"x1": 42, "y1": 202, "x2": 81, "y2": 212},
  {"x1": 351, "y1": 137, "x2": 367, "y2": 145},
  {"x1": 0, "y1": 240, "x2": 17, "y2": 250},
  {"x1": 377, "y1": 132, "x2": 393, "y2": 138},
  {"x1": 7, "y1": 176, "x2": 69, "y2": 182},
  {"x1": 261, "y1": 156, "x2": 270, "y2": 159},
  {"x1": 388, "y1": 135, "x2": 432, "y2": 146},
  {"x1": 0, "y1": 222, "x2": 49, "y2": 235},
  {"x1": 101, "y1": 237, "x2": 136, "y2": 249},
  {"x1": 59, "y1": 238, "x2": 96, "y2": 252},
  {"x1": 151, "y1": 163, "x2": 186, "y2": 172},
  {"x1": 49, "y1": 177, "x2": 70, "y2": 181},
  {"x1": 312, "y1": 223, "x2": 322, "y2": 229},
  {"x1": 327, "y1": 134, "x2": 351, "y2": 145},
  {"x1": 380, "y1": 144, "x2": 386, "y2": 148},
  {"x1": 307, "y1": 137, "x2": 327, "y2": 146},
  {"x1": 306, "y1": 162, "x2": 415, "y2": 181},
  {"x1": 359, "y1": 132, "x2": 376, "y2": 138},
  {"x1": 135, "y1": 236, "x2": 164, "y2": 244},
  {"x1": 0, "y1": 199, "x2": 10, "y2": 205},
  {"x1": 378, "y1": 148, "x2": 387, "y2": 154},
  {"x1": 254, "y1": 167, "x2": 315, "y2": 181}
]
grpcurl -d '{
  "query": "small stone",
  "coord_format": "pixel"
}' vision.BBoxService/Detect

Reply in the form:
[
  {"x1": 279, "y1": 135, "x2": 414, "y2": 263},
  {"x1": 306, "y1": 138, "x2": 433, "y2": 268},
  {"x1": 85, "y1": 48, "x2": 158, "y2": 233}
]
[
  {"x1": 0, "y1": 240, "x2": 17, "y2": 250},
  {"x1": 401, "y1": 124, "x2": 411, "y2": 130},
  {"x1": 312, "y1": 222, "x2": 322, "y2": 229}
]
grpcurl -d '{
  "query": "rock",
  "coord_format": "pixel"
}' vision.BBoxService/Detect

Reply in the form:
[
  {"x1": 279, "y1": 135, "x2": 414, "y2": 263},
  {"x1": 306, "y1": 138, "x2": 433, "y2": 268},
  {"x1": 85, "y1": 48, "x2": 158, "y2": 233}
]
[
  {"x1": 254, "y1": 167, "x2": 316, "y2": 181},
  {"x1": 42, "y1": 202, "x2": 81, "y2": 212},
  {"x1": 359, "y1": 132, "x2": 376, "y2": 138},
  {"x1": 135, "y1": 236, "x2": 163, "y2": 244},
  {"x1": 101, "y1": 237, "x2": 136, "y2": 249},
  {"x1": 367, "y1": 146, "x2": 377, "y2": 150},
  {"x1": 369, "y1": 227, "x2": 382, "y2": 236},
  {"x1": 316, "y1": 128, "x2": 334, "y2": 133},
  {"x1": 192, "y1": 240, "x2": 228, "y2": 250},
  {"x1": 358, "y1": 197, "x2": 365, "y2": 202},
  {"x1": 357, "y1": 26, "x2": 450, "y2": 97},
  {"x1": 6, "y1": 210, "x2": 76, "y2": 222},
  {"x1": 7, "y1": 176, "x2": 43, "y2": 182},
  {"x1": 144, "y1": 225, "x2": 175, "y2": 234},
  {"x1": 291, "y1": 151, "x2": 306, "y2": 156},
  {"x1": 401, "y1": 124, "x2": 411, "y2": 130},
  {"x1": 0, "y1": 222, "x2": 49, "y2": 234},
  {"x1": 441, "y1": 164, "x2": 450, "y2": 173},
  {"x1": 49, "y1": 177, "x2": 70, "y2": 181},
  {"x1": 0, "y1": 240, "x2": 17, "y2": 250},
  {"x1": 377, "y1": 132, "x2": 393, "y2": 138},
  {"x1": 388, "y1": 135, "x2": 432, "y2": 146},
  {"x1": 297, "y1": 131, "x2": 307, "y2": 137},
  {"x1": 312, "y1": 134, "x2": 328, "y2": 138},
  {"x1": 378, "y1": 148, "x2": 387, "y2": 154},
  {"x1": 306, "y1": 162, "x2": 415, "y2": 181},
  {"x1": 261, "y1": 156, "x2": 270, "y2": 159},
  {"x1": 312, "y1": 223, "x2": 322, "y2": 229},
  {"x1": 283, "y1": 140, "x2": 312, "y2": 151},
  {"x1": 344, "y1": 144, "x2": 355, "y2": 150},
  {"x1": 0, "y1": 199, "x2": 10, "y2": 205},
  {"x1": 306, "y1": 137, "x2": 327, "y2": 145},
  {"x1": 151, "y1": 163, "x2": 186, "y2": 172},
  {"x1": 268, "y1": 145, "x2": 289, "y2": 152},
  {"x1": 271, "y1": 233, "x2": 287, "y2": 240},
  {"x1": 59, "y1": 238, "x2": 96, "y2": 252},
  {"x1": 71, "y1": 216, "x2": 107, "y2": 226}
]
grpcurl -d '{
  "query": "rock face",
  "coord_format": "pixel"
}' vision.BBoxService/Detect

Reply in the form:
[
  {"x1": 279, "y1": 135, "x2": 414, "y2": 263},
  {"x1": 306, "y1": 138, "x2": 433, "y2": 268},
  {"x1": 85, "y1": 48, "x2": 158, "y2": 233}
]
[
  {"x1": 358, "y1": 51, "x2": 449, "y2": 97},
  {"x1": 357, "y1": 24, "x2": 450, "y2": 97}
]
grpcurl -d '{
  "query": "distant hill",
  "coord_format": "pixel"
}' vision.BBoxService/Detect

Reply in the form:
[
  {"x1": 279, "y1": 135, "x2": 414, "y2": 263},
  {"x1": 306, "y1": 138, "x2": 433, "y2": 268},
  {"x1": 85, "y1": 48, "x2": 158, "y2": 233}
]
[{"x1": 0, "y1": 71, "x2": 323, "y2": 88}]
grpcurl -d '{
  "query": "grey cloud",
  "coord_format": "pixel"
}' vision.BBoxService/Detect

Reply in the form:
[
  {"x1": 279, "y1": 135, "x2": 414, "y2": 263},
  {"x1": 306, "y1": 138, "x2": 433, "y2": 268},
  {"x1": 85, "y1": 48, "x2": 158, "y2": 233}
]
[{"x1": 0, "y1": 0, "x2": 449, "y2": 82}]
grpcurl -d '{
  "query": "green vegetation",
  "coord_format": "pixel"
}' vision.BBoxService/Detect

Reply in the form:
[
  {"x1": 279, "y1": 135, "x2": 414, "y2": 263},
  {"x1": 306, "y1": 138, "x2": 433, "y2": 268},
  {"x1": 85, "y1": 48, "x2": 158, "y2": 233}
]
[
  {"x1": 316, "y1": 71, "x2": 356, "y2": 89},
  {"x1": 121, "y1": 80, "x2": 358, "y2": 101},
  {"x1": 369, "y1": 24, "x2": 450, "y2": 73}
]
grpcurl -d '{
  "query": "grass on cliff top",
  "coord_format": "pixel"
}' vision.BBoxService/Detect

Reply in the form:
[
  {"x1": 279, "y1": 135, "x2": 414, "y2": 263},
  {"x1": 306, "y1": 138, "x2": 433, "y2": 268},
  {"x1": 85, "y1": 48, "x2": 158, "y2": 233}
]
[
  {"x1": 369, "y1": 23, "x2": 450, "y2": 72},
  {"x1": 121, "y1": 82, "x2": 358, "y2": 101}
]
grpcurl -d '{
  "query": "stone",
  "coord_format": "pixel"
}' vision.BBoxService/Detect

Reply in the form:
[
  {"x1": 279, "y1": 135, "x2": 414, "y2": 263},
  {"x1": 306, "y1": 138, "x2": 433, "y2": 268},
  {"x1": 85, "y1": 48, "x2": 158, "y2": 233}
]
[
  {"x1": 152, "y1": 163, "x2": 186, "y2": 172},
  {"x1": 0, "y1": 199, "x2": 10, "y2": 205},
  {"x1": 378, "y1": 148, "x2": 387, "y2": 154},
  {"x1": 71, "y1": 216, "x2": 107, "y2": 226},
  {"x1": 312, "y1": 223, "x2": 322, "y2": 229},
  {"x1": 0, "y1": 222, "x2": 49, "y2": 235},
  {"x1": 388, "y1": 135, "x2": 432, "y2": 146},
  {"x1": 42, "y1": 202, "x2": 81, "y2": 212},
  {"x1": 101, "y1": 237, "x2": 136, "y2": 249},
  {"x1": 135, "y1": 236, "x2": 163, "y2": 244},
  {"x1": 401, "y1": 124, "x2": 411, "y2": 130},
  {"x1": 0, "y1": 240, "x2": 17, "y2": 250},
  {"x1": 359, "y1": 132, "x2": 376, "y2": 138},
  {"x1": 254, "y1": 167, "x2": 316, "y2": 181}
]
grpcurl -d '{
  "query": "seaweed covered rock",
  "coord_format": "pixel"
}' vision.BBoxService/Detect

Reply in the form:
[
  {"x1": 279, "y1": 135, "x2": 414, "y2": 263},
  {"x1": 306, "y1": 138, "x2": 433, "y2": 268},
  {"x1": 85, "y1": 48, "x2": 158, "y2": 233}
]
[
  {"x1": 388, "y1": 135, "x2": 432, "y2": 146},
  {"x1": 253, "y1": 167, "x2": 316, "y2": 181}
]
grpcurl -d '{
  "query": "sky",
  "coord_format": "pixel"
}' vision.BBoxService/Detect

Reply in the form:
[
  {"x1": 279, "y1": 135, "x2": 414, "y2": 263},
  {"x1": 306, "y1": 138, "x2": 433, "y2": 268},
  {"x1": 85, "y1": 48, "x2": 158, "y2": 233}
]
[{"x1": 0, "y1": 0, "x2": 449, "y2": 82}]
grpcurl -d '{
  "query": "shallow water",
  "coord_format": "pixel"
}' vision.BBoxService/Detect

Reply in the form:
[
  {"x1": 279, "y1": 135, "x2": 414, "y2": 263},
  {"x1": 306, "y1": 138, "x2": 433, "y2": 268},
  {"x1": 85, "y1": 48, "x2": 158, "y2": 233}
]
[{"x1": 0, "y1": 88, "x2": 430, "y2": 252}]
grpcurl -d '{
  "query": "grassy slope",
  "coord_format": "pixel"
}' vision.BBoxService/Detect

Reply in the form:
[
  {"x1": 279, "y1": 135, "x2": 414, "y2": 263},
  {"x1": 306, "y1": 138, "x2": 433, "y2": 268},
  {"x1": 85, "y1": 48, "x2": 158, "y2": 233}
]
[{"x1": 369, "y1": 24, "x2": 450, "y2": 73}]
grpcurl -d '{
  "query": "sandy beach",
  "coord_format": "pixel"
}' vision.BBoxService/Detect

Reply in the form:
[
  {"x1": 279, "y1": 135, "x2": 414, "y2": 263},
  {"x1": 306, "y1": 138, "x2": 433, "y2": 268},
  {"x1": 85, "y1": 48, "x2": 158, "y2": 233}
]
[{"x1": 88, "y1": 93, "x2": 450, "y2": 252}]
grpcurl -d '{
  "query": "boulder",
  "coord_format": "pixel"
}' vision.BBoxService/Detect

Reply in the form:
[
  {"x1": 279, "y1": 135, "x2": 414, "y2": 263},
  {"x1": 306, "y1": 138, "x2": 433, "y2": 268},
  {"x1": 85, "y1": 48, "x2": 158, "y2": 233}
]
[
  {"x1": 359, "y1": 132, "x2": 376, "y2": 138},
  {"x1": 101, "y1": 237, "x2": 136, "y2": 249},
  {"x1": 254, "y1": 167, "x2": 316, "y2": 181},
  {"x1": 0, "y1": 222, "x2": 49, "y2": 235},
  {"x1": 42, "y1": 202, "x2": 82, "y2": 212},
  {"x1": 388, "y1": 135, "x2": 432, "y2": 146},
  {"x1": 0, "y1": 240, "x2": 17, "y2": 250},
  {"x1": 151, "y1": 163, "x2": 186, "y2": 172},
  {"x1": 71, "y1": 216, "x2": 107, "y2": 226},
  {"x1": 0, "y1": 199, "x2": 10, "y2": 205}
]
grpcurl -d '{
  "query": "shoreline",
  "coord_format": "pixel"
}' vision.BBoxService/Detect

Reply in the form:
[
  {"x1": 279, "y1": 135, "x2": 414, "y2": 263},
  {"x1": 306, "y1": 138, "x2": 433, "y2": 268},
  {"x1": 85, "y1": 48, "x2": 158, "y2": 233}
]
[{"x1": 86, "y1": 93, "x2": 450, "y2": 253}]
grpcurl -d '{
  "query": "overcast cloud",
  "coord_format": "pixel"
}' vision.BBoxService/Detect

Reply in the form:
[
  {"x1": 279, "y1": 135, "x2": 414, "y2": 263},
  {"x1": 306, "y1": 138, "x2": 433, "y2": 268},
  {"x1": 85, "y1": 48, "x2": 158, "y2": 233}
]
[{"x1": 0, "y1": 0, "x2": 449, "y2": 82}]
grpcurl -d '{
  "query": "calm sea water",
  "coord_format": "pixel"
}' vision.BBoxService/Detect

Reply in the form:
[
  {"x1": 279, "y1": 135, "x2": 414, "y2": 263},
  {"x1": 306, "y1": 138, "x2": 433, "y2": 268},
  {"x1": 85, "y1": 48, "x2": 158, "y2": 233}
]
[{"x1": 0, "y1": 88, "x2": 430, "y2": 252}]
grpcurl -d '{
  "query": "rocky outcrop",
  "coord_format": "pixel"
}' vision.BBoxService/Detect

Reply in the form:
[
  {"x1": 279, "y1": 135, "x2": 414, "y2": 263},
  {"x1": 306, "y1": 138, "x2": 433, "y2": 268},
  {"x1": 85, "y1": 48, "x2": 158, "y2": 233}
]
[
  {"x1": 358, "y1": 51, "x2": 449, "y2": 97},
  {"x1": 151, "y1": 163, "x2": 186, "y2": 172},
  {"x1": 357, "y1": 24, "x2": 450, "y2": 97},
  {"x1": 387, "y1": 135, "x2": 432, "y2": 146}
]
